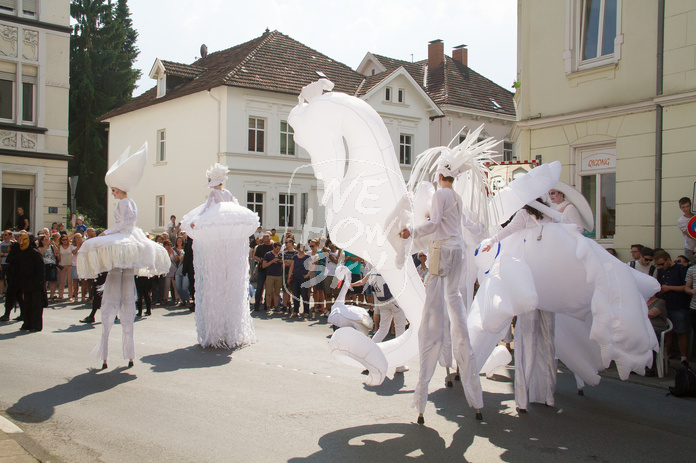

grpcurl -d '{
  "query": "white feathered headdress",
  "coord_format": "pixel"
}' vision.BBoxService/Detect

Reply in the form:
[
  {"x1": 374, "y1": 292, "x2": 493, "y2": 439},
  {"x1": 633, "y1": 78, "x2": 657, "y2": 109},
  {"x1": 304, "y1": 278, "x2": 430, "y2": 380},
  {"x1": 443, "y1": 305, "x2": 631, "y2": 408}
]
[
  {"x1": 206, "y1": 163, "x2": 229, "y2": 187},
  {"x1": 105, "y1": 142, "x2": 147, "y2": 192},
  {"x1": 407, "y1": 124, "x2": 501, "y2": 235}
]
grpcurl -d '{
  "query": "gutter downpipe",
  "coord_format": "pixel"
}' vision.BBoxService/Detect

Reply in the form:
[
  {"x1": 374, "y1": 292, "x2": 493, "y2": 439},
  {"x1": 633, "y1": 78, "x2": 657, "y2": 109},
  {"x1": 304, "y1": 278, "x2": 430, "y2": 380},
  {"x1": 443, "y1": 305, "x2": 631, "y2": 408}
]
[
  {"x1": 207, "y1": 89, "x2": 222, "y2": 163},
  {"x1": 654, "y1": 0, "x2": 665, "y2": 248}
]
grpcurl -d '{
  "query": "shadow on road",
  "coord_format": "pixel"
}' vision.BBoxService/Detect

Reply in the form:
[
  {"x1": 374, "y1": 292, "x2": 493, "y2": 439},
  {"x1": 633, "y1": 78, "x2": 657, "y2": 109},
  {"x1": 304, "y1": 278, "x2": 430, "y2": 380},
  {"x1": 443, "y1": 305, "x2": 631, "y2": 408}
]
[
  {"x1": 364, "y1": 373, "x2": 410, "y2": 396},
  {"x1": 140, "y1": 345, "x2": 236, "y2": 372},
  {"x1": 288, "y1": 422, "x2": 477, "y2": 462},
  {"x1": 6, "y1": 368, "x2": 136, "y2": 423}
]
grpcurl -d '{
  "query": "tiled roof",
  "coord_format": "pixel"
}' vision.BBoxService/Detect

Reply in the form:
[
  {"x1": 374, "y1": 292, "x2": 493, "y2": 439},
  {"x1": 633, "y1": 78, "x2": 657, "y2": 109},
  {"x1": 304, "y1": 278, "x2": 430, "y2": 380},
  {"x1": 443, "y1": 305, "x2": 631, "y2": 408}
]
[
  {"x1": 361, "y1": 53, "x2": 515, "y2": 116},
  {"x1": 160, "y1": 60, "x2": 206, "y2": 79},
  {"x1": 100, "y1": 30, "x2": 364, "y2": 121},
  {"x1": 100, "y1": 30, "x2": 514, "y2": 121}
]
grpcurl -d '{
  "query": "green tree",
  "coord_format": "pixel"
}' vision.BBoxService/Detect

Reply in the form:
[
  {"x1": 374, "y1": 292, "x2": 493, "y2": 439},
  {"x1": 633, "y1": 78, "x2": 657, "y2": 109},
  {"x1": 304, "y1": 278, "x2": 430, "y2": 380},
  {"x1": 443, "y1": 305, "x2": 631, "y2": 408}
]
[{"x1": 69, "y1": 0, "x2": 140, "y2": 226}]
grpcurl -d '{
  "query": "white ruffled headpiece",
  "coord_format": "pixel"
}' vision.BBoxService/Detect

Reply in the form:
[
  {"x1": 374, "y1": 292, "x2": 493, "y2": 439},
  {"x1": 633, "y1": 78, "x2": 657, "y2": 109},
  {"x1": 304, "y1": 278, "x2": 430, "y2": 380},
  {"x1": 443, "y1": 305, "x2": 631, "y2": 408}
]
[
  {"x1": 105, "y1": 142, "x2": 147, "y2": 192},
  {"x1": 206, "y1": 163, "x2": 229, "y2": 187}
]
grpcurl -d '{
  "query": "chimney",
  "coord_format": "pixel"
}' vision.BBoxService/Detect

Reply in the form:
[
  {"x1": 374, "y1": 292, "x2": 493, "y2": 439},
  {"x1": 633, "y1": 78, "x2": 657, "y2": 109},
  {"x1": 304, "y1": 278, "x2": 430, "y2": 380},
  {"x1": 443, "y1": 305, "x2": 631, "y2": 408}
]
[
  {"x1": 452, "y1": 44, "x2": 468, "y2": 66},
  {"x1": 428, "y1": 39, "x2": 444, "y2": 69}
]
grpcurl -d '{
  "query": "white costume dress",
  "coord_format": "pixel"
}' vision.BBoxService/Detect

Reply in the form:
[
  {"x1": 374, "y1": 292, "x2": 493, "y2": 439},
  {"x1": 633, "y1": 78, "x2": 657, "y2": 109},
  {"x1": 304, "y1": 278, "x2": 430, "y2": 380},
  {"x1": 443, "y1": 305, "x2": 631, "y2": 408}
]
[
  {"x1": 488, "y1": 208, "x2": 555, "y2": 410},
  {"x1": 182, "y1": 188, "x2": 259, "y2": 348},
  {"x1": 78, "y1": 198, "x2": 169, "y2": 362},
  {"x1": 410, "y1": 187, "x2": 484, "y2": 414}
]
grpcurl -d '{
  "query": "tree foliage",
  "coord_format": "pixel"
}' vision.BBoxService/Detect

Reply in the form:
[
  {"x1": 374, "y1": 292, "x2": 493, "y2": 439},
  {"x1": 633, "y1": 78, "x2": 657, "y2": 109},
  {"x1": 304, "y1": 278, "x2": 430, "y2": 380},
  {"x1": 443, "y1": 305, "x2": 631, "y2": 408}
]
[{"x1": 69, "y1": 0, "x2": 140, "y2": 226}]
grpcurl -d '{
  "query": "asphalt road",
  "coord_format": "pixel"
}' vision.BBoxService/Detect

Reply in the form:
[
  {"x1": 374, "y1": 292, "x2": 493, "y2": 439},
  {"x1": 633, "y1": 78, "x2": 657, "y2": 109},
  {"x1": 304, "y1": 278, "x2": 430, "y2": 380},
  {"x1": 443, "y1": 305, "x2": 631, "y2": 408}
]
[{"x1": 1, "y1": 301, "x2": 695, "y2": 462}]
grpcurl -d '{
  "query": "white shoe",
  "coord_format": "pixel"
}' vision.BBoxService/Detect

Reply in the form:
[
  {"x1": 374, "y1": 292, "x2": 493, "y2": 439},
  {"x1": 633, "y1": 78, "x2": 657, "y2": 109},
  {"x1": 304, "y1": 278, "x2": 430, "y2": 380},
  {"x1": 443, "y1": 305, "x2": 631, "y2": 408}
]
[{"x1": 395, "y1": 365, "x2": 409, "y2": 373}]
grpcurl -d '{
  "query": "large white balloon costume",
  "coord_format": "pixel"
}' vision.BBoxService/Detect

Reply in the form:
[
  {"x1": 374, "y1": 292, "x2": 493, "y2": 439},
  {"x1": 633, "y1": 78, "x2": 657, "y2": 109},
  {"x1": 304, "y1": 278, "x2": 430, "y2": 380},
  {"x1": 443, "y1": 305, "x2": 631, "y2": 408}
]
[
  {"x1": 181, "y1": 164, "x2": 259, "y2": 349},
  {"x1": 288, "y1": 79, "x2": 425, "y2": 387},
  {"x1": 77, "y1": 143, "x2": 170, "y2": 367},
  {"x1": 472, "y1": 162, "x2": 661, "y2": 410}
]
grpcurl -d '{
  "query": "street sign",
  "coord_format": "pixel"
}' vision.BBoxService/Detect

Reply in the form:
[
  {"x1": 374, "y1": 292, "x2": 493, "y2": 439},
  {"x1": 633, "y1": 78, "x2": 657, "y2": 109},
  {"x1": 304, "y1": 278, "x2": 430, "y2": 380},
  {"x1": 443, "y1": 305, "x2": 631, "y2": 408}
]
[{"x1": 687, "y1": 215, "x2": 696, "y2": 240}]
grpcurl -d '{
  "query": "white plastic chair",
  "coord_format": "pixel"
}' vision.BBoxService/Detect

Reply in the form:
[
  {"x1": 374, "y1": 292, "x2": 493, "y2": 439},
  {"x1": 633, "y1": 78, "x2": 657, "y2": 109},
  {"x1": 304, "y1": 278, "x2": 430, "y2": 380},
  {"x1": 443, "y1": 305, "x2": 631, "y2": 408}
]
[{"x1": 657, "y1": 319, "x2": 674, "y2": 379}]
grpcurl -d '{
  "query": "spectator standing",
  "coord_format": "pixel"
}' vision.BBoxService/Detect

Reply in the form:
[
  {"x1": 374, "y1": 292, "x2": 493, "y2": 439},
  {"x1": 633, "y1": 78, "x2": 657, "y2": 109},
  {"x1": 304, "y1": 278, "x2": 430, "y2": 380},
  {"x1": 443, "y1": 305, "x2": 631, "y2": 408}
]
[
  {"x1": 288, "y1": 243, "x2": 311, "y2": 317},
  {"x1": 162, "y1": 240, "x2": 179, "y2": 305},
  {"x1": 167, "y1": 215, "x2": 179, "y2": 243},
  {"x1": 281, "y1": 238, "x2": 297, "y2": 313},
  {"x1": 309, "y1": 238, "x2": 327, "y2": 315},
  {"x1": 252, "y1": 234, "x2": 273, "y2": 311},
  {"x1": 685, "y1": 252, "x2": 696, "y2": 345},
  {"x1": 37, "y1": 235, "x2": 58, "y2": 302},
  {"x1": 70, "y1": 233, "x2": 86, "y2": 302},
  {"x1": 323, "y1": 241, "x2": 340, "y2": 312},
  {"x1": 56, "y1": 234, "x2": 73, "y2": 301},
  {"x1": 678, "y1": 197, "x2": 696, "y2": 265},
  {"x1": 182, "y1": 235, "x2": 195, "y2": 311},
  {"x1": 253, "y1": 226, "x2": 263, "y2": 240},
  {"x1": 269, "y1": 228, "x2": 280, "y2": 243},
  {"x1": 417, "y1": 253, "x2": 429, "y2": 280},
  {"x1": 654, "y1": 250, "x2": 689, "y2": 366},
  {"x1": 173, "y1": 236, "x2": 189, "y2": 305},
  {"x1": 0, "y1": 230, "x2": 13, "y2": 297},
  {"x1": 262, "y1": 242, "x2": 283, "y2": 313},
  {"x1": 343, "y1": 250, "x2": 363, "y2": 304}
]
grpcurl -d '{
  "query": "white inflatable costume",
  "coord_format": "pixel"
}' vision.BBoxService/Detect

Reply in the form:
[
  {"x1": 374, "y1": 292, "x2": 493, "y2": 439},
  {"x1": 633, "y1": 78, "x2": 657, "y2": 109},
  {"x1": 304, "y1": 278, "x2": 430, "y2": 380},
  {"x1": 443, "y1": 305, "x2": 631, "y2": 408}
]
[
  {"x1": 181, "y1": 163, "x2": 259, "y2": 348},
  {"x1": 77, "y1": 143, "x2": 169, "y2": 367}
]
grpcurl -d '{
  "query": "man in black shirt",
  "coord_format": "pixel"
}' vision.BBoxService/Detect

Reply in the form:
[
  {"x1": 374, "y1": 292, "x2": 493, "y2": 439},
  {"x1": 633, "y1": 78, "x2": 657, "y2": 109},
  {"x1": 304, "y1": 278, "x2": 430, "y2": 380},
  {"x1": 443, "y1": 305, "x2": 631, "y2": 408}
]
[
  {"x1": 654, "y1": 250, "x2": 688, "y2": 366},
  {"x1": 252, "y1": 234, "x2": 274, "y2": 311},
  {"x1": 16, "y1": 207, "x2": 29, "y2": 231}
]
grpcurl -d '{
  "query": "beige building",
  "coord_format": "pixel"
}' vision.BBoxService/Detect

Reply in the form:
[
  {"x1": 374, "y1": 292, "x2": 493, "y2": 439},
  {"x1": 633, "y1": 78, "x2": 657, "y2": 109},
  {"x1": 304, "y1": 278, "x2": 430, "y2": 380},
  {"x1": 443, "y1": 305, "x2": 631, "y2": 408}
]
[
  {"x1": 0, "y1": 0, "x2": 71, "y2": 233},
  {"x1": 514, "y1": 0, "x2": 696, "y2": 259}
]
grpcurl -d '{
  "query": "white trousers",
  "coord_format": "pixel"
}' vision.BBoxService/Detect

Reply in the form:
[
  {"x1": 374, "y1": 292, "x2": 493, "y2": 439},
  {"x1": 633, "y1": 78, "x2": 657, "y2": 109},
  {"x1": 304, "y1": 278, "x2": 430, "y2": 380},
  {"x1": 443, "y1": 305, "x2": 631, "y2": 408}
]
[
  {"x1": 371, "y1": 300, "x2": 406, "y2": 343},
  {"x1": 514, "y1": 309, "x2": 556, "y2": 409},
  {"x1": 412, "y1": 245, "x2": 483, "y2": 413},
  {"x1": 92, "y1": 268, "x2": 136, "y2": 361}
]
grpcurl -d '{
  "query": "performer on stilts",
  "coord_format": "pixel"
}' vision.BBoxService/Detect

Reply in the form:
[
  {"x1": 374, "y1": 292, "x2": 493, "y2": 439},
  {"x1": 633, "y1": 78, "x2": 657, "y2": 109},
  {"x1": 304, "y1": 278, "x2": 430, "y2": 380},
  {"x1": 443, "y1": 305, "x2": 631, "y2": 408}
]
[
  {"x1": 182, "y1": 163, "x2": 259, "y2": 349},
  {"x1": 77, "y1": 143, "x2": 169, "y2": 369},
  {"x1": 400, "y1": 163, "x2": 484, "y2": 425}
]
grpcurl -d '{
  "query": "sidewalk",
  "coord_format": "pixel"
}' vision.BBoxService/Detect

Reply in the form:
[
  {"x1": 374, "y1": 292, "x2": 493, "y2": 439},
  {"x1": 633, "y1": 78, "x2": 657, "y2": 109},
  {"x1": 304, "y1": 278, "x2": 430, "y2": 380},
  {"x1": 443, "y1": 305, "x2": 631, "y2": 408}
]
[{"x1": 0, "y1": 414, "x2": 55, "y2": 463}]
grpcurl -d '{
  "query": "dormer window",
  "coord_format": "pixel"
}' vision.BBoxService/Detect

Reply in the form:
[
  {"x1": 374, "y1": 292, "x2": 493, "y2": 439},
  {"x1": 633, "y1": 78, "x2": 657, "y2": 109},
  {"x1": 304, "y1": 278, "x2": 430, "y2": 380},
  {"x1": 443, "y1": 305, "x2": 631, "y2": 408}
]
[
  {"x1": 157, "y1": 74, "x2": 166, "y2": 97},
  {"x1": 385, "y1": 86, "x2": 392, "y2": 101},
  {"x1": 397, "y1": 88, "x2": 405, "y2": 103}
]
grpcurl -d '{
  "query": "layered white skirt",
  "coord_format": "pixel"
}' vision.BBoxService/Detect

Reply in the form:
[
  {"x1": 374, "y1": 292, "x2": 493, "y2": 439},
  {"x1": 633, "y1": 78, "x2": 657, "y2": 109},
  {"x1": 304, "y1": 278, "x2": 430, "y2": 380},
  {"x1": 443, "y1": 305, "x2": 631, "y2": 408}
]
[
  {"x1": 182, "y1": 200, "x2": 260, "y2": 348},
  {"x1": 77, "y1": 227, "x2": 170, "y2": 279}
]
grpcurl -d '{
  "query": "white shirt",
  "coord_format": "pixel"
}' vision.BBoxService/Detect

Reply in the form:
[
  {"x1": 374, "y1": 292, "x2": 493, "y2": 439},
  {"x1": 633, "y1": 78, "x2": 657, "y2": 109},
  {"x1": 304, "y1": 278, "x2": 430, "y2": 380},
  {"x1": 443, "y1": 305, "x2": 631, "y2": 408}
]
[
  {"x1": 412, "y1": 188, "x2": 477, "y2": 242},
  {"x1": 630, "y1": 259, "x2": 653, "y2": 275},
  {"x1": 678, "y1": 214, "x2": 696, "y2": 251}
]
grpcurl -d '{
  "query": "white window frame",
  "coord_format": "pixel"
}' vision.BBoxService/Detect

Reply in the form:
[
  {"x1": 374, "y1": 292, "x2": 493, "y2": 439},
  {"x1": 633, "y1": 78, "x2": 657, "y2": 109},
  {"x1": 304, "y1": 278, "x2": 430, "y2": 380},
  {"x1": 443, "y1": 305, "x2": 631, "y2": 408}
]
[
  {"x1": 0, "y1": 1, "x2": 39, "y2": 18},
  {"x1": 157, "y1": 74, "x2": 166, "y2": 98},
  {"x1": 155, "y1": 195, "x2": 165, "y2": 229},
  {"x1": 399, "y1": 134, "x2": 413, "y2": 166},
  {"x1": 156, "y1": 129, "x2": 166, "y2": 163},
  {"x1": 278, "y1": 193, "x2": 295, "y2": 228},
  {"x1": 248, "y1": 117, "x2": 265, "y2": 153},
  {"x1": 564, "y1": 0, "x2": 623, "y2": 74},
  {"x1": 385, "y1": 86, "x2": 392, "y2": 102},
  {"x1": 397, "y1": 88, "x2": 405, "y2": 104},
  {"x1": 279, "y1": 120, "x2": 295, "y2": 156},
  {"x1": 247, "y1": 191, "x2": 264, "y2": 226},
  {"x1": 0, "y1": 71, "x2": 36, "y2": 125},
  {"x1": 573, "y1": 143, "x2": 616, "y2": 242},
  {"x1": 503, "y1": 141, "x2": 514, "y2": 162}
]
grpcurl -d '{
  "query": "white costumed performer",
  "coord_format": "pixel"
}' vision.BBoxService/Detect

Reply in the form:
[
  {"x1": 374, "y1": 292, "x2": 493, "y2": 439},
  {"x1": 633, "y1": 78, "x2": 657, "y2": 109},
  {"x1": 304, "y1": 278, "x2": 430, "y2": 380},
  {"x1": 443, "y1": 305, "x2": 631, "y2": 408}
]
[
  {"x1": 77, "y1": 143, "x2": 170, "y2": 369},
  {"x1": 181, "y1": 163, "x2": 259, "y2": 348},
  {"x1": 481, "y1": 200, "x2": 556, "y2": 412},
  {"x1": 400, "y1": 160, "x2": 484, "y2": 425}
]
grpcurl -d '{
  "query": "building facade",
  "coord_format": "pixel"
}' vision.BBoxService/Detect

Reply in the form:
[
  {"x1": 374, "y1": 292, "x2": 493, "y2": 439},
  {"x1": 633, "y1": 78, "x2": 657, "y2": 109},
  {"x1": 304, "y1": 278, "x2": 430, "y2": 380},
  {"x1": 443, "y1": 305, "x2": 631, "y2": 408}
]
[
  {"x1": 102, "y1": 31, "x2": 515, "y2": 236},
  {"x1": 514, "y1": 0, "x2": 696, "y2": 259},
  {"x1": 0, "y1": 0, "x2": 71, "y2": 233}
]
